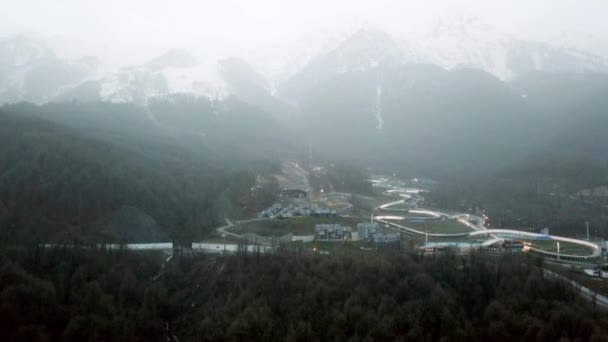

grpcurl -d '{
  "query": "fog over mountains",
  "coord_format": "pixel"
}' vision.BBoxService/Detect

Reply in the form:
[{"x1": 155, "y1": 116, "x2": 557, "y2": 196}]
[
  {"x1": 3, "y1": 16, "x2": 608, "y2": 183},
  {"x1": 5, "y1": 2, "x2": 608, "y2": 339},
  {"x1": 2, "y1": 17, "x2": 608, "y2": 106}
]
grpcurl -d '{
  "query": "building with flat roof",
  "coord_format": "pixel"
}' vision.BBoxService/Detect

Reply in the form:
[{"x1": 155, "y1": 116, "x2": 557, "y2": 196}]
[
  {"x1": 279, "y1": 189, "x2": 307, "y2": 198},
  {"x1": 358, "y1": 222, "x2": 401, "y2": 249},
  {"x1": 357, "y1": 222, "x2": 380, "y2": 242},
  {"x1": 314, "y1": 224, "x2": 352, "y2": 241},
  {"x1": 280, "y1": 189, "x2": 308, "y2": 204},
  {"x1": 373, "y1": 233, "x2": 401, "y2": 250}
]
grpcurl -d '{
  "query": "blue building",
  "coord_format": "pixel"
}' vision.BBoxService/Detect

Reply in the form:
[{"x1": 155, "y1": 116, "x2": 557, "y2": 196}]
[
  {"x1": 357, "y1": 222, "x2": 380, "y2": 242},
  {"x1": 373, "y1": 233, "x2": 401, "y2": 250}
]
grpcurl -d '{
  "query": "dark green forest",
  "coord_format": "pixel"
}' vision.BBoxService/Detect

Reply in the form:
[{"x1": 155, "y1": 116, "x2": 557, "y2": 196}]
[
  {"x1": 424, "y1": 156, "x2": 608, "y2": 239},
  {"x1": 1, "y1": 246, "x2": 607, "y2": 341},
  {"x1": 1, "y1": 72, "x2": 608, "y2": 341},
  {"x1": 0, "y1": 108, "x2": 280, "y2": 245}
]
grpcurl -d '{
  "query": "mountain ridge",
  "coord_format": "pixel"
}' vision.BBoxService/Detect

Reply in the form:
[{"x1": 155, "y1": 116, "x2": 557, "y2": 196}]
[{"x1": 2, "y1": 18, "x2": 608, "y2": 106}]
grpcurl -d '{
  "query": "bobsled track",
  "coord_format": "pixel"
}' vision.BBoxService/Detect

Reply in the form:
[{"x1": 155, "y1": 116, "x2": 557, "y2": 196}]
[{"x1": 375, "y1": 195, "x2": 601, "y2": 261}]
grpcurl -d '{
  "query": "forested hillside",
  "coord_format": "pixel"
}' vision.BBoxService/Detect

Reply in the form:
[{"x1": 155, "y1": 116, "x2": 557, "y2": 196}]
[
  {"x1": 291, "y1": 65, "x2": 608, "y2": 181},
  {"x1": 4, "y1": 97, "x2": 296, "y2": 165},
  {"x1": 0, "y1": 110, "x2": 280, "y2": 244},
  {"x1": 1, "y1": 247, "x2": 606, "y2": 341}
]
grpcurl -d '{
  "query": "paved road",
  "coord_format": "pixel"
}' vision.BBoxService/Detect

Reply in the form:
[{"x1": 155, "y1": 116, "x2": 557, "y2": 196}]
[
  {"x1": 543, "y1": 268, "x2": 608, "y2": 310},
  {"x1": 216, "y1": 206, "x2": 293, "y2": 243},
  {"x1": 216, "y1": 217, "x2": 266, "y2": 242},
  {"x1": 216, "y1": 218, "x2": 241, "y2": 240}
]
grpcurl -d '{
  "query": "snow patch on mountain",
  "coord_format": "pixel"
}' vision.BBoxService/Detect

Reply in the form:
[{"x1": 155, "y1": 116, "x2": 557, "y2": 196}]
[
  {"x1": 247, "y1": 30, "x2": 348, "y2": 95},
  {"x1": 4, "y1": 21, "x2": 608, "y2": 107},
  {"x1": 0, "y1": 35, "x2": 55, "y2": 67},
  {"x1": 424, "y1": 17, "x2": 520, "y2": 80},
  {"x1": 550, "y1": 31, "x2": 608, "y2": 59},
  {"x1": 374, "y1": 85, "x2": 383, "y2": 133},
  {"x1": 421, "y1": 16, "x2": 608, "y2": 80},
  {"x1": 99, "y1": 49, "x2": 228, "y2": 103},
  {"x1": 0, "y1": 35, "x2": 99, "y2": 103}
]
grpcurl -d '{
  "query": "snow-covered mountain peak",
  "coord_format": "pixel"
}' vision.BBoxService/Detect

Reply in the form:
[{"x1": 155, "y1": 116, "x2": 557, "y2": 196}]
[
  {"x1": 142, "y1": 48, "x2": 199, "y2": 71},
  {"x1": 421, "y1": 16, "x2": 608, "y2": 80},
  {"x1": 550, "y1": 31, "x2": 608, "y2": 59},
  {"x1": 3, "y1": 22, "x2": 608, "y2": 107},
  {"x1": 318, "y1": 27, "x2": 404, "y2": 73},
  {"x1": 0, "y1": 35, "x2": 55, "y2": 67},
  {"x1": 423, "y1": 17, "x2": 514, "y2": 79},
  {"x1": 0, "y1": 35, "x2": 102, "y2": 103},
  {"x1": 429, "y1": 16, "x2": 492, "y2": 37},
  {"x1": 99, "y1": 49, "x2": 228, "y2": 104},
  {"x1": 343, "y1": 27, "x2": 394, "y2": 44},
  {"x1": 246, "y1": 28, "x2": 348, "y2": 91}
]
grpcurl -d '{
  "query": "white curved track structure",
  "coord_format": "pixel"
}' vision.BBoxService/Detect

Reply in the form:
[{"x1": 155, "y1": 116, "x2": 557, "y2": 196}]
[
  {"x1": 374, "y1": 186, "x2": 601, "y2": 260},
  {"x1": 378, "y1": 189, "x2": 445, "y2": 220}
]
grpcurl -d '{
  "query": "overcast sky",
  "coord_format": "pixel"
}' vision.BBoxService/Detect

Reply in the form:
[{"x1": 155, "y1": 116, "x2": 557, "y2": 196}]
[{"x1": 2, "y1": 0, "x2": 607, "y2": 67}]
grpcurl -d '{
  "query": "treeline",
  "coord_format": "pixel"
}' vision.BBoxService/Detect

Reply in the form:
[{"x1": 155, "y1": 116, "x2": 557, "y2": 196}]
[
  {"x1": 426, "y1": 156, "x2": 608, "y2": 238},
  {"x1": 0, "y1": 246, "x2": 168, "y2": 341},
  {"x1": 3, "y1": 98, "x2": 296, "y2": 165},
  {"x1": 176, "y1": 251, "x2": 608, "y2": 341},
  {"x1": 0, "y1": 112, "x2": 279, "y2": 245},
  {"x1": 2, "y1": 245, "x2": 606, "y2": 341}
]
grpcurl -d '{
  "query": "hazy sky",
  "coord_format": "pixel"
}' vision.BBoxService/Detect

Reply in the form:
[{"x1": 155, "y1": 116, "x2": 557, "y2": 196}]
[{"x1": 2, "y1": 0, "x2": 607, "y2": 67}]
